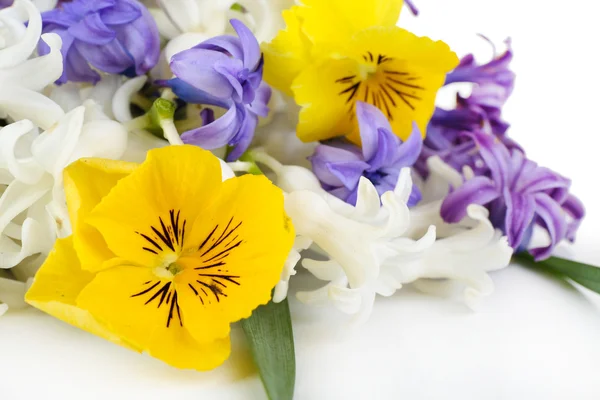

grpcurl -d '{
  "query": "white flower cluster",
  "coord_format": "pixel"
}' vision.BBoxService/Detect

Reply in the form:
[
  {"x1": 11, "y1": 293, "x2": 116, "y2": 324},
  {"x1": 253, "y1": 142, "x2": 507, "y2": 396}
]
[
  {"x1": 0, "y1": 0, "x2": 132, "y2": 314},
  {"x1": 252, "y1": 150, "x2": 512, "y2": 322}
]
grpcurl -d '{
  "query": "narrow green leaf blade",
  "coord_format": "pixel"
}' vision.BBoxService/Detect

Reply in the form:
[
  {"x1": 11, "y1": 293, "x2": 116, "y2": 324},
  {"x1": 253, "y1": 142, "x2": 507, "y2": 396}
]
[
  {"x1": 514, "y1": 253, "x2": 600, "y2": 294},
  {"x1": 242, "y1": 299, "x2": 296, "y2": 400}
]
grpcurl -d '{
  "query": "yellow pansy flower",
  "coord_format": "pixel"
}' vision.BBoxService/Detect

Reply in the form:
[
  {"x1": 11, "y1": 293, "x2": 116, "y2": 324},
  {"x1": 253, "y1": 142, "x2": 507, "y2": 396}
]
[
  {"x1": 26, "y1": 146, "x2": 294, "y2": 370},
  {"x1": 263, "y1": 0, "x2": 459, "y2": 143}
]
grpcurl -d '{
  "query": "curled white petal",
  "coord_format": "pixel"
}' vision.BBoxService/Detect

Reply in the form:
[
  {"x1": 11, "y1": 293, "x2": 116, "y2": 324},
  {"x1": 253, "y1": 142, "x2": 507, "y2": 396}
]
[
  {"x1": 165, "y1": 32, "x2": 212, "y2": 62},
  {"x1": 68, "y1": 119, "x2": 128, "y2": 163},
  {"x1": 31, "y1": 106, "x2": 85, "y2": 180},
  {"x1": 353, "y1": 176, "x2": 381, "y2": 220},
  {"x1": 420, "y1": 156, "x2": 464, "y2": 202},
  {"x1": 302, "y1": 259, "x2": 344, "y2": 282},
  {"x1": 0, "y1": 0, "x2": 41, "y2": 68},
  {"x1": 0, "y1": 33, "x2": 63, "y2": 91},
  {"x1": 0, "y1": 86, "x2": 64, "y2": 130},
  {"x1": 156, "y1": 0, "x2": 203, "y2": 33},
  {"x1": 0, "y1": 178, "x2": 52, "y2": 238},
  {"x1": 0, "y1": 217, "x2": 53, "y2": 268},
  {"x1": 149, "y1": 8, "x2": 182, "y2": 40},
  {"x1": 113, "y1": 76, "x2": 148, "y2": 123},
  {"x1": 273, "y1": 236, "x2": 312, "y2": 303},
  {"x1": 285, "y1": 190, "x2": 380, "y2": 288},
  {"x1": 0, "y1": 119, "x2": 45, "y2": 184}
]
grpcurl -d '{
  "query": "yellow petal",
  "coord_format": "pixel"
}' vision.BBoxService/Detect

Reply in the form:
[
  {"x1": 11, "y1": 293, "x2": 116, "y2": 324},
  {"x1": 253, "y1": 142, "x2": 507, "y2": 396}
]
[
  {"x1": 25, "y1": 237, "x2": 138, "y2": 351},
  {"x1": 293, "y1": 26, "x2": 459, "y2": 142},
  {"x1": 86, "y1": 145, "x2": 222, "y2": 270},
  {"x1": 262, "y1": 8, "x2": 313, "y2": 96},
  {"x1": 63, "y1": 158, "x2": 138, "y2": 272},
  {"x1": 76, "y1": 265, "x2": 230, "y2": 370},
  {"x1": 292, "y1": 57, "x2": 361, "y2": 142},
  {"x1": 347, "y1": 27, "x2": 459, "y2": 141},
  {"x1": 173, "y1": 174, "x2": 295, "y2": 344},
  {"x1": 148, "y1": 325, "x2": 231, "y2": 371},
  {"x1": 296, "y1": 0, "x2": 404, "y2": 46}
]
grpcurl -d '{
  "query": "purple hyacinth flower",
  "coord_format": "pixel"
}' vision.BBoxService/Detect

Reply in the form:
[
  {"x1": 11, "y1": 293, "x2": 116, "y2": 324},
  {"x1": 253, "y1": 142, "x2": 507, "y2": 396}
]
[
  {"x1": 38, "y1": 0, "x2": 160, "y2": 84},
  {"x1": 416, "y1": 38, "x2": 516, "y2": 177},
  {"x1": 445, "y1": 37, "x2": 515, "y2": 96},
  {"x1": 310, "y1": 101, "x2": 423, "y2": 206},
  {"x1": 440, "y1": 131, "x2": 585, "y2": 261},
  {"x1": 180, "y1": 82, "x2": 271, "y2": 161},
  {"x1": 164, "y1": 19, "x2": 269, "y2": 161}
]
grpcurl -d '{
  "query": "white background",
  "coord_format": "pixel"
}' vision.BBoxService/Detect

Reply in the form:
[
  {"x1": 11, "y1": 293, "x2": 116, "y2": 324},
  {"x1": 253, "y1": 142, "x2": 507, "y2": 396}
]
[{"x1": 2, "y1": 0, "x2": 600, "y2": 399}]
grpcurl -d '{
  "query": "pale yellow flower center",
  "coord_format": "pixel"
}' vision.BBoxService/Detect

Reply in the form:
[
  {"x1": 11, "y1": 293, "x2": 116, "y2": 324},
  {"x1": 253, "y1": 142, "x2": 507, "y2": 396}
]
[{"x1": 336, "y1": 52, "x2": 425, "y2": 121}]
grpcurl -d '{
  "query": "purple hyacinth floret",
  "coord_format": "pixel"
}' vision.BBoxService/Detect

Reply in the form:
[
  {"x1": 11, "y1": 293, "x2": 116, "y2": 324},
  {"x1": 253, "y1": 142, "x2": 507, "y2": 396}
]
[
  {"x1": 446, "y1": 37, "x2": 515, "y2": 91},
  {"x1": 310, "y1": 101, "x2": 423, "y2": 206},
  {"x1": 164, "y1": 19, "x2": 269, "y2": 161},
  {"x1": 416, "y1": 38, "x2": 516, "y2": 177},
  {"x1": 39, "y1": 0, "x2": 160, "y2": 84},
  {"x1": 440, "y1": 131, "x2": 585, "y2": 261}
]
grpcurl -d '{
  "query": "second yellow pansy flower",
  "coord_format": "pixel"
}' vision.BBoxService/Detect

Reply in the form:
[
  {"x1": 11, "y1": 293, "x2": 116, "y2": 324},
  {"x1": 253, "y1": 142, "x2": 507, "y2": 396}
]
[
  {"x1": 263, "y1": 0, "x2": 459, "y2": 143},
  {"x1": 26, "y1": 146, "x2": 294, "y2": 370}
]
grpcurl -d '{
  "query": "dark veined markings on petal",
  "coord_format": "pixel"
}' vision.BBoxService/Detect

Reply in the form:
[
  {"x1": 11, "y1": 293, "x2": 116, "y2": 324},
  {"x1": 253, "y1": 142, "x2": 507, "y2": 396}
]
[
  {"x1": 334, "y1": 53, "x2": 423, "y2": 117},
  {"x1": 136, "y1": 209, "x2": 187, "y2": 255},
  {"x1": 131, "y1": 281, "x2": 183, "y2": 328},
  {"x1": 186, "y1": 217, "x2": 245, "y2": 306}
]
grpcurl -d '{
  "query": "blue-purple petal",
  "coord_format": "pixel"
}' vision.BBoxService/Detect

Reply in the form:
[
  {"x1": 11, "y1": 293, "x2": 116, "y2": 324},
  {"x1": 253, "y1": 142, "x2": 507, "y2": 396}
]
[
  {"x1": 100, "y1": 0, "x2": 141, "y2": 25},
  {"x1": 529, "y1": 193, "x2": 568, "y2": 261},
  {"x1": 68, "y1": 13, "x2": 116, "y2": 45},
  {"x1": 366, "y1": 128, "x2": 400, "y2": 171},
  {"x1": 170, "y1": 49, "x2": 234, "y2": 99},
  {"x1": 163, "y1": 78, "x2": 230, "y2": 108},
  {"x1": 65, "y1": 43, "x2": 102, "y2": 84},
  {"x1": 356, "y1": 101, "x2": 394, "y2": 161},
  {"x1": 196, "y1": 36, "x2": 244, "y2": 60},
  {"x1": 503, "y1": 187, "x2": 536, "y2": 249},
  {"x1": 181, "y1": 105, "x2": 241, "y2": 150},
  {"x1": 227, "y1": 108, "x2": 258, "y2": 161},
  {"x1": 562, "y1": 194, "x2": 585, "y2": 242},
  {"x1": 467, "y1": 130, "x2": 511, "y2": 188},
  {"x1": 74, "y1": 39, "x2": 132, "y2": 74},
  {"x1": 246, "y1": 82, "x2": 271, "y2": 118},
  {"x1": 441, "y1": 176, "x2": 500, "y2": 223},
  {"x1": 392, "y1": 122, "x2": 423, "y2": 168},
  {"x1": 115, "y1": 2, "x2": 160, "y2": 75},
  {"x1": 40, "y1": 0, "x2": 160, "y2": 84},
  {"x1": 310, "y1": 145, "x2": 366, "y2": 188},
  {"x1": 230, "y1": 18, "x2": 261, "y2": 70}
]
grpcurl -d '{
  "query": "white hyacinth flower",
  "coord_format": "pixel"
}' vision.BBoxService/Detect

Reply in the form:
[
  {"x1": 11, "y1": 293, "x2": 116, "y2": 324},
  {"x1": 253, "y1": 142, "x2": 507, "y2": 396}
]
[
  {"x1": 0, "y1": 104, "x2": 128, "y2": 311},
  {"x1": 251, "y1": 150, "x2": 512, "y2": 322},
  {"x1": 0, "y1": 0, "x2": 63, "y2": 129}
]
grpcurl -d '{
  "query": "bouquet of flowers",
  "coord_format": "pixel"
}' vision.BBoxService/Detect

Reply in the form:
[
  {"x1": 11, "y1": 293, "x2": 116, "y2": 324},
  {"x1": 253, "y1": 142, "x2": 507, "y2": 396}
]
[{"x1": 0, "y1": 0, "x2": 596, "y2": 398}]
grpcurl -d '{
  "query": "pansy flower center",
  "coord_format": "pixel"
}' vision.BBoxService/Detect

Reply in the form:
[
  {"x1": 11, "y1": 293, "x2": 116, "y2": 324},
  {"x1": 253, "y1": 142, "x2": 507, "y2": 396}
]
[
  {"x1": 131, "y1": 210, "x2": 245, "y2": 328},
  {"x1": 336, "y1": 53, "x2": 425, "y2": 122}
]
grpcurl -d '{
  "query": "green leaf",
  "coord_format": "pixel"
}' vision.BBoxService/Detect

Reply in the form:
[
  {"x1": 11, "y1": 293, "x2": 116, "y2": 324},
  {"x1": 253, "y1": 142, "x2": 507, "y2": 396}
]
[
  {"x1": 514, "y1": 252, "x2": 600, "y2": 294},
  {"x1": 241, "y1": 298, "x2": 296, "y2": 400}
]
